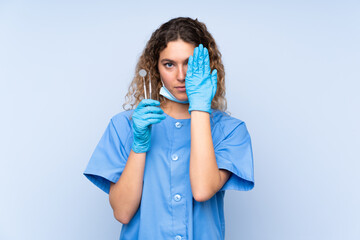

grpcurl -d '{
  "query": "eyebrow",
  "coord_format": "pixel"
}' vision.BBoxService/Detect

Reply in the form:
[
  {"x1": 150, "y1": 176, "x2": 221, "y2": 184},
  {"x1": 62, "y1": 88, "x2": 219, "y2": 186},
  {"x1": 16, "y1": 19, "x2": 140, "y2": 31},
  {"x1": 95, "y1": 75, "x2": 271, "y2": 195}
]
[{"x1": 160, "y1": 58, "x2": 189, "y2": 63}]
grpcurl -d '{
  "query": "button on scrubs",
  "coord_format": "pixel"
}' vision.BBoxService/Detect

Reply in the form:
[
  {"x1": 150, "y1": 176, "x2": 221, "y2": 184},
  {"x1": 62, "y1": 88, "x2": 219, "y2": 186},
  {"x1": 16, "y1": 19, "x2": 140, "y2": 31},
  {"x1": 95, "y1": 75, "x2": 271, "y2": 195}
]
[{"x1": 83, "y1": 109, "x2": 255, "y2": 240}]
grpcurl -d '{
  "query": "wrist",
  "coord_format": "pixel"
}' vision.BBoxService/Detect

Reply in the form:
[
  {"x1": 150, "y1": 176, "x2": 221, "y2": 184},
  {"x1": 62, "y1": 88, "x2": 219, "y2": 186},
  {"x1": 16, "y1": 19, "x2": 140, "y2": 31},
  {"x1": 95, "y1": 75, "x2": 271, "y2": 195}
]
[{"x1": 190, "y1": 110, "x2": 210, "y2": 117}]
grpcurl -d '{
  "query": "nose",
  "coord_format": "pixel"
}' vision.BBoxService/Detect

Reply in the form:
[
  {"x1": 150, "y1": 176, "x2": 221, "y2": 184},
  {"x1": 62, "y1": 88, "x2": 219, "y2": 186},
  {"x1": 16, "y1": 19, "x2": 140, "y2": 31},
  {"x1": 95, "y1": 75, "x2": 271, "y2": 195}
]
[{"x1": 177, "y1": 65, "x2": 187, "y2": 81}]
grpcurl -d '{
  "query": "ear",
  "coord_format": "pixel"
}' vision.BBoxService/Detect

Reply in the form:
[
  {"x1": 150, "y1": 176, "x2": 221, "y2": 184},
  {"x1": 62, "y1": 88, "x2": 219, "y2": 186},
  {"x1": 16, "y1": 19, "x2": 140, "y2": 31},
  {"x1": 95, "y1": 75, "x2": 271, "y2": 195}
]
[{"x1": 160, "y1": 77, "x2": 165, "y2": 86}]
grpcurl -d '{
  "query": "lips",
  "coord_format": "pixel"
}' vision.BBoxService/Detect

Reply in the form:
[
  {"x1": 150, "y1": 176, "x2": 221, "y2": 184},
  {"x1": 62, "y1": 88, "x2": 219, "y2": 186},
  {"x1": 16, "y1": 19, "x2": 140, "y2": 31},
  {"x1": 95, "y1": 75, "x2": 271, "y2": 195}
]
[{"x1": 176, "y1": 86, "x2": 186, "y2": 92}]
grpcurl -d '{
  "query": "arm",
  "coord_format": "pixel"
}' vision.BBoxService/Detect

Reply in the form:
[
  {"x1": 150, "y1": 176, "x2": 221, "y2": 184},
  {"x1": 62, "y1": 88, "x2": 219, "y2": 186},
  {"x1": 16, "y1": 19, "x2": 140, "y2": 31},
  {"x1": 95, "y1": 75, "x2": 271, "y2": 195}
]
[
  {"x1": 109, "y1": 150, "x2": 146, "y2": 224},
  {"x1": 110, "y1": 99, "x2": 165, "y2": 224},
  {"x1": 190, "y1": 110, "x2": 231, "y2": 202},
  {"x1": 185, "y1": 44, "x2": 231, "y2": 201}
]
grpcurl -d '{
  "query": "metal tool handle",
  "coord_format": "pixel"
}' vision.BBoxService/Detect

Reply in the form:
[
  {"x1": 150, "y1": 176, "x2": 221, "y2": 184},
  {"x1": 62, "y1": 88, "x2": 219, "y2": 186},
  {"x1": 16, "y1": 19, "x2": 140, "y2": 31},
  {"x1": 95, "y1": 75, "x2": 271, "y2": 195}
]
[{"x1": 139, "y1": 69, "x2": 151, "y2": 99}]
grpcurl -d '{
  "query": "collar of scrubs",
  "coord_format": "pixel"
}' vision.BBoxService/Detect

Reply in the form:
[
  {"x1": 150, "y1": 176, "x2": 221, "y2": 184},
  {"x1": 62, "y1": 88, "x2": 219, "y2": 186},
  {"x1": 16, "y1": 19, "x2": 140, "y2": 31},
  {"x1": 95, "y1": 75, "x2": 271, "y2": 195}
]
[{"x1": 162, "y1": 111, "x2": 191, "y2": 121}]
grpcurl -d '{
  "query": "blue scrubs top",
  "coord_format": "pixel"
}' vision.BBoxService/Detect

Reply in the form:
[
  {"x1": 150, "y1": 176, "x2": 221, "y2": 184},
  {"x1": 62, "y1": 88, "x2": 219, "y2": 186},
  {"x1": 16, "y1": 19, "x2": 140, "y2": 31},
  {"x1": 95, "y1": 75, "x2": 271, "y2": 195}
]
[{"x1": 83, "y1": 109, "x2": 254, "y2": 240}]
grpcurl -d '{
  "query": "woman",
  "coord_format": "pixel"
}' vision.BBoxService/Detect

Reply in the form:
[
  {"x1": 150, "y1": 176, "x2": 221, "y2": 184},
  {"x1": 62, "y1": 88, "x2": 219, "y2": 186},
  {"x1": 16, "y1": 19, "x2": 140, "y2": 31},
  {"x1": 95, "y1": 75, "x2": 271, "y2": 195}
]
[{"x1": 84, "y1": 17, "x2": 254, "y2": 240}]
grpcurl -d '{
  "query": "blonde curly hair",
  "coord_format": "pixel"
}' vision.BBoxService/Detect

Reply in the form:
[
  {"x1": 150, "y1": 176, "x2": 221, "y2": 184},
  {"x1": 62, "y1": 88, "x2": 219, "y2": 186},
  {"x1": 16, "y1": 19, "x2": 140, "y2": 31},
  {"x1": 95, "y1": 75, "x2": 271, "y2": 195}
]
[{"x1": 122, "y1": 17, "x2": 230, "y2": 116}]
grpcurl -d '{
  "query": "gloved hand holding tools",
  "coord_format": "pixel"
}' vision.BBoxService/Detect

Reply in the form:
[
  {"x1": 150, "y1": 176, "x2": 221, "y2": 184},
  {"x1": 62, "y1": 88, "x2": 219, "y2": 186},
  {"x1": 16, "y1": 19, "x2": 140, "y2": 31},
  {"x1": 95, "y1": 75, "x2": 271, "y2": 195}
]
[{"x1": 131, "y1": 99, "x2": 165, "y2": 153}]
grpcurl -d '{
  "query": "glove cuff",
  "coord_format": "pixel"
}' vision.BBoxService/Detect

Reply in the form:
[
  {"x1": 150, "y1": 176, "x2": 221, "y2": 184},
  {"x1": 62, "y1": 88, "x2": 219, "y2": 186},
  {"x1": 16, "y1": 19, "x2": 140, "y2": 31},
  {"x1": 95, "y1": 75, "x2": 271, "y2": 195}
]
[
  {"x1": 131, "y1": 141, "x2": 151, "y2": 153},
  {"x1": 132, "y1": 134, "x2": 151, "y2": 153},
  {"x1": 188, "y1": 103, "x2": 212, "y2": 115}
]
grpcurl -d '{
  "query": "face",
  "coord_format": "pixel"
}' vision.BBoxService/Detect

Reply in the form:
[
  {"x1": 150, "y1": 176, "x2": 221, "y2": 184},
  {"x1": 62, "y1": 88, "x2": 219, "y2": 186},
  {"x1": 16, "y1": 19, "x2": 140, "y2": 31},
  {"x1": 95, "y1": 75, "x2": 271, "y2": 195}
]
[{"x1": 158, "y1": 39, "x2": 195, "y2": 101}]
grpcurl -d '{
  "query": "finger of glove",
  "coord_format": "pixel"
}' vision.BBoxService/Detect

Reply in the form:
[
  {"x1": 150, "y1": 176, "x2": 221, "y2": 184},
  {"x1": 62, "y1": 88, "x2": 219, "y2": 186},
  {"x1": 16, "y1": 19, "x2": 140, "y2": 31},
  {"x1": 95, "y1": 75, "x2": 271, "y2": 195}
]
[
  {"x1": 198, "y1": 44, "x2": 204, "y2": 74},
  {"x1": 147, "y1": 117, "x2": 165, "y2": 125},
  {"x1": 186, "y1": 55, "x2": 193, "y2": 78},
  {"x1": 211, "y1": 69, "x2": 218, "y2": 97},
  {"x1": 137, "y1": 106, "x2": 164, "y2": 115},
  {"x1": 142, "y1": 113, "x2": 166, "y2": 121},
  {"x1": 193, "y1": 46, "x2": 199, "y2": 72},
  {"x1": 204, "y1": 47, "x2": 211, "y2": 76},
  {"x1": 137, "y1": 99, "x2": 160, "y2": 109}
]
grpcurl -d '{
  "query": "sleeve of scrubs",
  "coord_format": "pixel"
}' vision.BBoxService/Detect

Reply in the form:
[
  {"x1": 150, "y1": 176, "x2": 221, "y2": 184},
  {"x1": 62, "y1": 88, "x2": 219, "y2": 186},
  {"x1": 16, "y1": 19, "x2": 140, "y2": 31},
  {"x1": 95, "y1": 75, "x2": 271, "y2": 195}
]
[
  {"x1": 215, "y1": 121, "x2": 255, "y2": 191},
  {"x1": 83, "y1": 115, "x2": 131, "y2": 194}
]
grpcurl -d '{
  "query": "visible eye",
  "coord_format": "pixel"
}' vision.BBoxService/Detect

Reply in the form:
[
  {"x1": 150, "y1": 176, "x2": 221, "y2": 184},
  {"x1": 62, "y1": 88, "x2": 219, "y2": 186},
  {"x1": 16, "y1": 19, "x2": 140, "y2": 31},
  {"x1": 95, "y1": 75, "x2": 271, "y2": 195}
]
[{"x1": 164, "y1": 62, "x2": 174, "y2": 68}]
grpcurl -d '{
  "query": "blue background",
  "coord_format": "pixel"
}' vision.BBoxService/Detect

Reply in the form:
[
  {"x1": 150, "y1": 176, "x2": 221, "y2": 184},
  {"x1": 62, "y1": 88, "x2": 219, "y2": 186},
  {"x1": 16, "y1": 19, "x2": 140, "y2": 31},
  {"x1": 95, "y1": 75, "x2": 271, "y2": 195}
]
[{"x1": 1, "y1": 0, "x2": 359, "y2": 239}]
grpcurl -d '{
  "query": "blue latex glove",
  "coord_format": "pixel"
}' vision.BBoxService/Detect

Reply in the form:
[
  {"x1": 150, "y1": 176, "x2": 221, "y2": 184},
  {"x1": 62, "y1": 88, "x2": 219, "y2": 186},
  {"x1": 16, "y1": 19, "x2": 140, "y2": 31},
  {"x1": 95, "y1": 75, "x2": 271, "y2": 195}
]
[
  {"x1": 185, "y1": 44, "x2": 218, "y2": 114},
  {"x1": 131, "y1": 99, "x2": 166, "y2": 153}
]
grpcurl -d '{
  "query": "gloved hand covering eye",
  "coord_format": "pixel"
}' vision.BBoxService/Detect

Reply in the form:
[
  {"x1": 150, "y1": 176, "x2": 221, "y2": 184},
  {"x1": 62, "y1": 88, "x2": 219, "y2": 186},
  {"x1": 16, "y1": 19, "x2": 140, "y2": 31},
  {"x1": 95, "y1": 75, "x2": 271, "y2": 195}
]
[
  {"x1": 185, "y1": 44, "x2": 218, "y2": 114},
  {"x1": 131, "y1": 99, "x2": 166, "y2": 153}
]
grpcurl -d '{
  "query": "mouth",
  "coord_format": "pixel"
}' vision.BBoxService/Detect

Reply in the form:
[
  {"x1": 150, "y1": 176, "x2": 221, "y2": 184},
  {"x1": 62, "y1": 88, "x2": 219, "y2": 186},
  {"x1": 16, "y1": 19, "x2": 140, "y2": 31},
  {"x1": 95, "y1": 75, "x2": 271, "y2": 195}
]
[{"x1": 175, "y1": 87, "x2": 186, "y2": 92}]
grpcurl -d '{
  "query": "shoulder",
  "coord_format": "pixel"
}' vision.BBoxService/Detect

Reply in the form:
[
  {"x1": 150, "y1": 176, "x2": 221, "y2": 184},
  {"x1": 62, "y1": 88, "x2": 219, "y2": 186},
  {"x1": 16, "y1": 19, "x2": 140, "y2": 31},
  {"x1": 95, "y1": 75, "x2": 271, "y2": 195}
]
[
  {"x1": 110, "y1": 109, "x2": 134, "y2": 127},
  {"x1": 108, "y1": 109, "x2": 135, "y2": 141},
  {"x1": 210, "y1": 109, "x2": 246, "y2": 138}
]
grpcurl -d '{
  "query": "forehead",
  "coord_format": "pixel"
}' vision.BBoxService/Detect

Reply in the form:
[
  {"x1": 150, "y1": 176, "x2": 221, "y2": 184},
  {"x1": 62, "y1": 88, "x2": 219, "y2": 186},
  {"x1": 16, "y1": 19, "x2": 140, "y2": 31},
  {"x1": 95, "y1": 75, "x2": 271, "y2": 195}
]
[{"x1": 159, "y1": 40, "x2": 195, "y2": 61}]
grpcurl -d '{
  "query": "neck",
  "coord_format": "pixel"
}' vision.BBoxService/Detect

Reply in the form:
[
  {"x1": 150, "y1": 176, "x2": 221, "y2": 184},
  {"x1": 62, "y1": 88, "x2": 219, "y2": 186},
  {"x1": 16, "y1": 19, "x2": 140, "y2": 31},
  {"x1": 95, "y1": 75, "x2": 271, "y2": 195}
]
[{"x1": 160, "y1": 99, "x2": 191, "y2": 119}]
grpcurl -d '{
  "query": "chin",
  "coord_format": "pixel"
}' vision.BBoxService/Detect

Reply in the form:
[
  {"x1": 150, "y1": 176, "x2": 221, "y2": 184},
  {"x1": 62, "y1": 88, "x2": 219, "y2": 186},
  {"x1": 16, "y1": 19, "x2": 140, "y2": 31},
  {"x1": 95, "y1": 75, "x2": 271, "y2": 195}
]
[{"x1": 177, "y1": 96, "x2": 188, "y2": 101}]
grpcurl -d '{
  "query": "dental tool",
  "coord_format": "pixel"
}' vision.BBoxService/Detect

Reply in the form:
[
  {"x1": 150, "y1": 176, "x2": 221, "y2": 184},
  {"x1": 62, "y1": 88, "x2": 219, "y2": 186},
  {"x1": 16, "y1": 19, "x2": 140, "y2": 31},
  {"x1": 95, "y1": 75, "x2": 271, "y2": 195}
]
[
  {"x1": 139, "y1": 69, "x2": 151, "y2": 99},
  {"x1": 139, "y1": 69, "x2": 147, "y2": 99}
]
